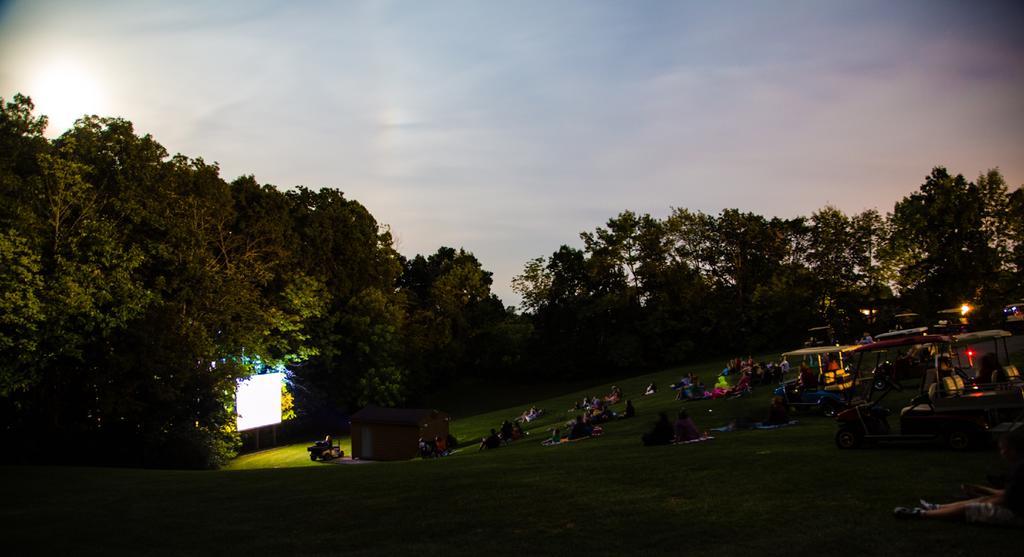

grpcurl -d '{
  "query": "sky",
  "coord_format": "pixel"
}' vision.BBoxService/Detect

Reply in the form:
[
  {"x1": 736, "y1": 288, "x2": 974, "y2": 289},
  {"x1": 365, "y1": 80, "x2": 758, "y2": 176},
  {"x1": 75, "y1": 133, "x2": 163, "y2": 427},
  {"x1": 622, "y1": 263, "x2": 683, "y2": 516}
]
[{"x1": 1, "y1": 0, "x2": 1023, "y2": 306}]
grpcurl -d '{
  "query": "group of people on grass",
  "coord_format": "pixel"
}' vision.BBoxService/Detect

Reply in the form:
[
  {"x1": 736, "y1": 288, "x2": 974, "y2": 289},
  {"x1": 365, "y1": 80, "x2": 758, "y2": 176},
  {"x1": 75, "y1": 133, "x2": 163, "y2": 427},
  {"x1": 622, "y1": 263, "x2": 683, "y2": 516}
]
[
  {"x1": 668, "y1": 367, "x2": 757, "y2": 402},
  {"x1": 641, "y1": 408, "x2": 706, "y2": 446},
  {"x1": 419, "y1": 434, "x2": 458, "y2": 458},
  {"x1": 478, "y1": 419, "x2": 530, "y2": 451}
]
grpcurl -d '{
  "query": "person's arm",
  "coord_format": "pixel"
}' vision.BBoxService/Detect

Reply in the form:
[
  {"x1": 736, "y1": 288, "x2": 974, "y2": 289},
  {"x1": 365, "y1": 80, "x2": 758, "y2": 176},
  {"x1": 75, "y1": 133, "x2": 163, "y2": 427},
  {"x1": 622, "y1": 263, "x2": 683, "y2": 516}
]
[{"x1": 961, "y1": 483, "x2": 1002, "y2": 497}]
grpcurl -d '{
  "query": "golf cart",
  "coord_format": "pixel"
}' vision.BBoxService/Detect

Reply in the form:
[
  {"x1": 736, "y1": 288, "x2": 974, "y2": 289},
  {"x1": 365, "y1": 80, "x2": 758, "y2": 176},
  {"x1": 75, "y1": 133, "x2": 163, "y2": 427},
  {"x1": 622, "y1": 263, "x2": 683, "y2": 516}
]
[
  {"x1": 835, "y1": 335, "x2": 1024, "y2": 450},
  {"x1": 803, "y1": 325, "x2": 836, "y2": 347},
  {"x1": 307, "y1": 437, "x2": 344, "y2": 461},
  {"x1": 874, "y1": 326, "x2": 930, "y2": 342},
  {"x1": 952, "y1": 329, "x2": 1022, "y2": 388},
  {"x1": 775, "y1": 345, "x2": 860, "y2": 417},
  {"x1": 1003, "y1": 302, "x2": 1024, "y2": 333},
  {"x1": 931, "y1": 305, "x2": 973, "y2": 335},
  {"x1": 850, "y1": 334, "x2": 949, "y2": 390}
]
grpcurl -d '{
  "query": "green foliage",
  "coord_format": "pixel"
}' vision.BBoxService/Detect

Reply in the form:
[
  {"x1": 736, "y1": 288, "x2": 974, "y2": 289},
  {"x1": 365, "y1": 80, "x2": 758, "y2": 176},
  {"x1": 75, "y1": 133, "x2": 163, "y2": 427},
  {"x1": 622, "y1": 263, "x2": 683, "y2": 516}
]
[{"x1": 2, "y1": 92, "x2": 1020, "y2": 469}]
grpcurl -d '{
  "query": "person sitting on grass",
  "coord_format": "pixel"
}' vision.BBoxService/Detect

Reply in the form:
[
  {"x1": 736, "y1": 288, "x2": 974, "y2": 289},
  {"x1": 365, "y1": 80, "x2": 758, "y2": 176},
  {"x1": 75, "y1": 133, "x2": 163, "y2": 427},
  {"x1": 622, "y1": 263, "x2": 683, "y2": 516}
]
[
  {"x1": 434, "y1": 435, "x2": 448, "y2": 456},
  {"x1": 643, "y1": 382, "x2": 658, "y2": 396},
  {"x1": 724, "y1": 369, "x2": 752, "y2": 397},
  {"x1": 510, "y1": 421, "x2": 524, "y2": 440},
  {"x1": 641, "y1": 412, "x2": 674, "y2": 446},
  {"x1": 620, "y1": 399, "x2": 636, "y2": 419},
  {"x1": 604, "y1": 385, "x2": 623, "y2": 404},
  {"x1": 418, "y1": 437, "x2": 433, "y2": 458},
  {"x1": 543, "y1": 427, "x2": 562, "y2": 446},
  {"x1": 676, "y1": 377, "x2": 707, "y2": 400},
  {"x1": 499, "y1": 420, "x2": 514, "y2": 443},
  {"x1": 766, "y1": 395, "x2": 789, "y2": 426},
  {"x1": 673, "y1": 409, "x2": 702, "y2": 443},
  {"x1": 894, "y1": 428, "x2": 1024, "y2": 526},
  {"x1": 568, "y1": 415, "x2": 593, "y2": 440},
  {"x1": 479, "y1": 429, "x2": 501, "y2": 451}
]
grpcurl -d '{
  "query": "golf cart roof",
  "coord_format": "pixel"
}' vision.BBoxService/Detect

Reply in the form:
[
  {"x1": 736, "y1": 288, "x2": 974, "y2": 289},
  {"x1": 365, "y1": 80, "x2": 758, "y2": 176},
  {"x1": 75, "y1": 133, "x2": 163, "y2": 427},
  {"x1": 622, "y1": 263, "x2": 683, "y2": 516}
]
[
  {"x1": 937, "y1": 307, "x2": 966, "y2": 314},
  {"x1": 894, "y1": 312, "x2": 920, "y2": 318},
  {"x1": 851, "y1": 334, "x2": 952, "y2": 352},
  {"x1": 874, "y1": 326, "x2": 929, "y2": 340},
  {"x1": 782, "y1": 345, "x2": 860, "y2": 357},
  {"x1": 952, "y1": 329, "x2": 1012, "y2": 345},
  {"x1": 1004, "y1": 302, "x2": 1024, "y2": 309},
  {"x1": 807, "y1": 326, "x2": 832, "y2": 332}
]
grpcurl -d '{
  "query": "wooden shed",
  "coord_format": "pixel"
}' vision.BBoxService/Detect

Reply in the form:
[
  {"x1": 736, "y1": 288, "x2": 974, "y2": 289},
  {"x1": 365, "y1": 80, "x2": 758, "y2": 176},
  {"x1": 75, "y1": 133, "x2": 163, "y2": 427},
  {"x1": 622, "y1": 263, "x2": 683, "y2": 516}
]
[{"x1": 350, "y1": 407, "x2": 450, "y2": 461}]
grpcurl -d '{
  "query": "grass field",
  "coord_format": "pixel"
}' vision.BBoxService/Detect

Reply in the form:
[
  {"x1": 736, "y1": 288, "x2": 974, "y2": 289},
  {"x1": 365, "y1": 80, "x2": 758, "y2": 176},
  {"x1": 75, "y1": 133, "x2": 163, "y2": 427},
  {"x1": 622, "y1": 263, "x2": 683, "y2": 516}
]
[{"x1": 2, "y1": 354, "x2": 1021, "y2": 556}]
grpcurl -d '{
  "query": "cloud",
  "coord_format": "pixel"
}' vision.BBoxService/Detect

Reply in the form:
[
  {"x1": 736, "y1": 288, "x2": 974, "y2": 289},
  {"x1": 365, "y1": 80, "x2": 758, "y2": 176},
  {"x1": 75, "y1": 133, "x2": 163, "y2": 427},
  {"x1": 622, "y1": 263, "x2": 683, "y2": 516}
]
[{"x1": 1, "y1": 0, "x2": 1022, "y2": 305}]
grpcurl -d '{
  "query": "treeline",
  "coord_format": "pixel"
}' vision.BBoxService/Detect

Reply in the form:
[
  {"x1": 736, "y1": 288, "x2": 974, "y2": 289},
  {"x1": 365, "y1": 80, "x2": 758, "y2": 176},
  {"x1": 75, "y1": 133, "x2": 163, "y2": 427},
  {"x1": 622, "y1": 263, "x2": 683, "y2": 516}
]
[
  {"x1": 1, "y1": 94, "x2": 1021, "y2": 468},
  {"x1": 514, "y1": 169, "x2": 1023, "y2": 375},
  {"x1": 0, "y1": 95, "x2": 521, "y2": 467}
]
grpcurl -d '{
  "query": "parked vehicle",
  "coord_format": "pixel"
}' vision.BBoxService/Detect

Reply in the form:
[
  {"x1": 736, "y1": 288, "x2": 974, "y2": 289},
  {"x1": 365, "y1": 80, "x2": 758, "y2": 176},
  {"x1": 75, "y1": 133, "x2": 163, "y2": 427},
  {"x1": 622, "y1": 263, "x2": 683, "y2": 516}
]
[
  {"x1": 307, "y1": 438, "x2": 344, "y2": 461},
  {"x1": 835, "y1": 336, "x2": 1024, "y2": 450},
  {"x1": 775, "y1": 345, "x2": 859, "y2": 416},
  {"x1": 803, "y1": 325, "x2": 835, "y2": 347},
  {"x1": 1003, "y1": 302, "x2": 1024, "y2": 333},
  {"x1": 952, "y1": 329, "x2": 1022, "y2": 387},
  {"x1": 931, "y1": 304, "x2": 972, "y2": 335},
  {"x1": 849, "y1": 334, "x2": 951, "y2": 391}
]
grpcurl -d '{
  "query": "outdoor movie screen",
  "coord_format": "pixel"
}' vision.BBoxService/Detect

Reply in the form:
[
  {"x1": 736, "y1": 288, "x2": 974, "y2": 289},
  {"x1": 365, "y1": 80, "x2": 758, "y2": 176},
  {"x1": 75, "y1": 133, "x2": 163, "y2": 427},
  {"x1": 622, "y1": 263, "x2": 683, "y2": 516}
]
[{"x1": 236, "y1": 372, "x2": 284, "y2": 431}]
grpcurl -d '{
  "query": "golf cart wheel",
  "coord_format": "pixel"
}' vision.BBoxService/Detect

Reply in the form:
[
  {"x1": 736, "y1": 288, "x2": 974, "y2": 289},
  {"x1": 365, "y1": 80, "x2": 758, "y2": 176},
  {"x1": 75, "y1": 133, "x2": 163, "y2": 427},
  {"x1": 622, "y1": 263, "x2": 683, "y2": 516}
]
[
  {"x1": 947, "y1": 430, "x2": 973, "y2": 451},
  {"x1": 835, "y1": 428, "x2": 862, "y2": 449},
  {"x1": 309, "y1": 453, "x2": 318, "y2": 461}
]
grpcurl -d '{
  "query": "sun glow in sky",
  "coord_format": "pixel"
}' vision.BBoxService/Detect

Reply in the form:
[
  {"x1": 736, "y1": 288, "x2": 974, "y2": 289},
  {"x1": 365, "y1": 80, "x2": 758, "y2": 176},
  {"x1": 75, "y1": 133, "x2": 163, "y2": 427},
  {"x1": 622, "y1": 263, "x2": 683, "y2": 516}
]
[
  {"x1": 1, "y1": 1, "x2": 1022, "y2": 306},
  {"x1": 27, "y1": 58, "x2": 106, "y2": 135}
]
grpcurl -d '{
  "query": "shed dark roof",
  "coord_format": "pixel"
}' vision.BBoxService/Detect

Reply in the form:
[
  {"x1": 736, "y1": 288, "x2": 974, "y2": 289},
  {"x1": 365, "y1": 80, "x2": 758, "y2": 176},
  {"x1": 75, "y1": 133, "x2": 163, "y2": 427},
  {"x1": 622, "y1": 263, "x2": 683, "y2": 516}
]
[{"x1": 350, "y1": 406, "x2": 449, "y2": 426}]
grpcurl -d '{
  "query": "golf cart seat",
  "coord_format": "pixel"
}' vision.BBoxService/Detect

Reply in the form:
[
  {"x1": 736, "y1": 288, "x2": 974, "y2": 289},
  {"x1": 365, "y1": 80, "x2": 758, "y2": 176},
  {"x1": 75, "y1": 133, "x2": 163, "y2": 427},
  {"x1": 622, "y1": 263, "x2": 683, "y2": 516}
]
[
  {"x1": 941, "y1": 375, "x2": 966, "y2": 396},
  {"x1": 1005, "y1": 365, "x2": 1021, "y2": 380},
  {"x1": 929, "y1": 379, "x2": 1024, "y2": 411},
  {"x1": 822, "y1": 371, "x2": 854, "y2": 391}
]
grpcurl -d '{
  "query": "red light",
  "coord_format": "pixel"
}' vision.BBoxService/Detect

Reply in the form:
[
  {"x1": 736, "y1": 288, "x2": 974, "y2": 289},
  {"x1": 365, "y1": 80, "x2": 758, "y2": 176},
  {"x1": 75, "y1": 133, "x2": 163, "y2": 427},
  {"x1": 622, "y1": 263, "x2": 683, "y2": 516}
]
[{"x1": 967, "y1": 349, "x2": 975, "y2": 357}]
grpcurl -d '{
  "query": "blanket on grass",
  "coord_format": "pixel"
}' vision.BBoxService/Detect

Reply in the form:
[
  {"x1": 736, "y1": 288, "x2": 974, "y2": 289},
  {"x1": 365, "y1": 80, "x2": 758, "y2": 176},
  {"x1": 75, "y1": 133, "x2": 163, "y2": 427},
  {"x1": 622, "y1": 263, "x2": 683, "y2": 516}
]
[{"x1": 672, "y1": 436, "x2": 714, "y2": 445}]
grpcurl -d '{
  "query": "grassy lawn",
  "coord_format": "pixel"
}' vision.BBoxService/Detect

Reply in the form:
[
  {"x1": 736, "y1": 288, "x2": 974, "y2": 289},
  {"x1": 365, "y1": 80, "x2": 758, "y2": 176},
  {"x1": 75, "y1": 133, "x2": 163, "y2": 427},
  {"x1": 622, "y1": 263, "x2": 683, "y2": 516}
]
[
  {"x1": 2, "y1": 354, "x2": 1020, "y2": 556},
  {"x1": 224, "y1": 437, "x2": 353, "y2": 471}
]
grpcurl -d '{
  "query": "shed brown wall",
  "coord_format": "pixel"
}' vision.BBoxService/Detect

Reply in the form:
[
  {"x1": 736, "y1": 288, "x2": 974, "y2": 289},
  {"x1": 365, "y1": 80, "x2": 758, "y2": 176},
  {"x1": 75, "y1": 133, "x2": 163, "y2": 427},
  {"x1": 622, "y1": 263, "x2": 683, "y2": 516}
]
[
  {"x1": 351, "y1": 417, "x2": 450, "y2": 461},
  {"x1": 352, "y1": 423, "x2": 419, "y2": 461}
]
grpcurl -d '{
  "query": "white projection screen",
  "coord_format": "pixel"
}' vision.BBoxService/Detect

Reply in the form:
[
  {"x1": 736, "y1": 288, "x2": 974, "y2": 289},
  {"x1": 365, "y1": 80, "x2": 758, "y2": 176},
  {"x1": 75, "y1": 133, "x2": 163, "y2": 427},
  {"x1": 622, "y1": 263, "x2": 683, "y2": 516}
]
[{"x1": 236, "y1": 372, "x2": 284, "y2": 431}]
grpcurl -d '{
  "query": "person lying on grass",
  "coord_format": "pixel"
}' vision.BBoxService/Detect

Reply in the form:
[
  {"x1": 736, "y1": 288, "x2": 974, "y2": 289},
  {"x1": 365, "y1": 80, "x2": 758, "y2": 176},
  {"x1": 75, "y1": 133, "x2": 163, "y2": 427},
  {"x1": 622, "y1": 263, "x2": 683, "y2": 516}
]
[
  {"x1": 673, "y1": 409, "x2": 702, "y2": 443},
  {"x1": 520, "y1": 406, "x2": 544, "y2": 422},
  {"x1": 670, "y1": 373, "x2": 697, "y2": 391},
  {"x1": 894, "y1": 428, "x2": 1024, "y2": 526},
  {"x1": 641, "y1": 412, "x2": 674, "y2": 446}
]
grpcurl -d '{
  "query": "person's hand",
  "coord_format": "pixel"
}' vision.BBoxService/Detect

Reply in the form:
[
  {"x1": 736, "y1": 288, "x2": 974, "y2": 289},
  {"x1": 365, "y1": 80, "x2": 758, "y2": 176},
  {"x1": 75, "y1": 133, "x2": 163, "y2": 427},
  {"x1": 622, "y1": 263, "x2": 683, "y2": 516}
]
[{"x1": 961, "y1": 483, "x2": 996, "y2": 497}]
